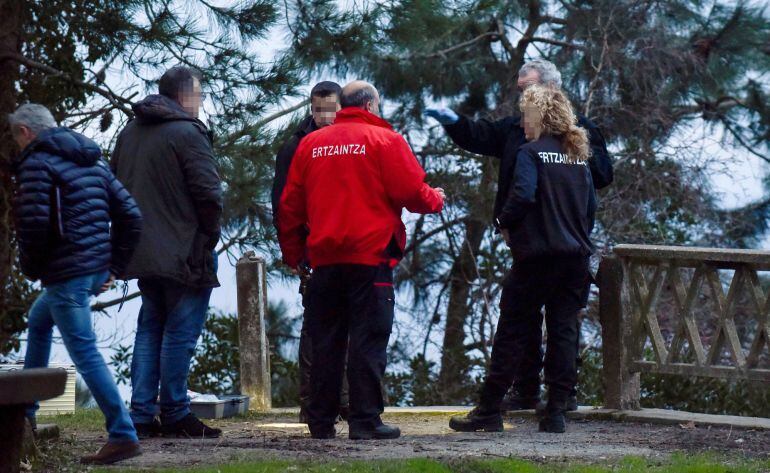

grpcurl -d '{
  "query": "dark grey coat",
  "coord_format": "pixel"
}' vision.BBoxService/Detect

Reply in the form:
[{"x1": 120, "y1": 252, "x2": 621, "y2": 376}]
[{"x1": 112, "y1": 94, "x2": 223, "y2": 288}]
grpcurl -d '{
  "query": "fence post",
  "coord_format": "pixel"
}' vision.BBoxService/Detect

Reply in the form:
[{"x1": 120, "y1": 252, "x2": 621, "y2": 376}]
[
  {"x1": 598, "y1": 255, "x2": 640, "y2": 410},
  {"x1": 236, "y1": 251, "x2": 272, "y2": 411}
]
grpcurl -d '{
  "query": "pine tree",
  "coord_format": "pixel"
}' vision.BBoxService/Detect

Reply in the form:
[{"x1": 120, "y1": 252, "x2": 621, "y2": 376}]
[{"x1": 0, "y1": 0, "x2": 304, "y2": 357}]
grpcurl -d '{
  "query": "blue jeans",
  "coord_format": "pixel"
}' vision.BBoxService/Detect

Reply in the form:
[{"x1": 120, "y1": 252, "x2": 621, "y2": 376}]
[
  {"x1": 24, "y1": 271, "x2": 138, "y2": 444},
  {"x1": 130, "y1": 278, "x2": 212, "y2": 425}
]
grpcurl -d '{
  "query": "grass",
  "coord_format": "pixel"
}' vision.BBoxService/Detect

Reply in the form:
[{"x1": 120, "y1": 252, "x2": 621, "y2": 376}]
[
  {"x1": 92, "y1": 455, "x2": 770, "y2": 473},
  {"x1": 38, "y1": 407, "x2": 107, "y2": 431}
]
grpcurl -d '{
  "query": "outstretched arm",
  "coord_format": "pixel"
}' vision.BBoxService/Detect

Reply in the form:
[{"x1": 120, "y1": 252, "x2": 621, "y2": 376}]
[
  {"x1": 381, "y1": 134, "x2": 444, "y2": 214},
  {"x1": 425, "y1": 108, "x2": 510, "y2": 157}
]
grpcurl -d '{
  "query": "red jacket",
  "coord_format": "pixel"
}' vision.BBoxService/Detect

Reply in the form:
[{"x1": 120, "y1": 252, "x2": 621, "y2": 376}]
[{"x1": 279, "y1": 108, "x2": 444, "y2": 269}]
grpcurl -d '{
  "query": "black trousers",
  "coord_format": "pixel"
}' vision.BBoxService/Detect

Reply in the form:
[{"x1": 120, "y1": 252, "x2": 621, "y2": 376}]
[
  {"x1": 480, "y1": 256, "x2": 590, "y2": 409},
  {"x1": 510, "y1": 318, "x2": 582, "y2": 399},
  {"x1": 305, "y1": 263, "x2": 394, "y2": 431},
  {"x1": 298, "y1": 316, "x2": 349, "y2": 409}
]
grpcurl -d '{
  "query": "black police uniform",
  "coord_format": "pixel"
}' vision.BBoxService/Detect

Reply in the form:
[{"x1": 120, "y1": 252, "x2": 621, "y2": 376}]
[
  {"x1": 444, "y1": 113, "x2": 611, "y2": 402},
  {"x1": 478, "y1": 135, "x2": 595, "y2": 411}
]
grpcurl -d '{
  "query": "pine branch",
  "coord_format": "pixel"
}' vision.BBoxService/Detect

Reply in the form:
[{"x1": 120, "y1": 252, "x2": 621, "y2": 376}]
[
  {"x1": 529, "y1": 36, "x2": 586, "y2": 51},
  {"x1": 415, "y1": 32, "x2": 501, "y2": 60},
  {"x1": 221, "y1": 98, "x2": 310, "y2": 147},
  {"x1": 0, "y1": 52, "x2": 134, "y2": 115},
  {"x1": 721, "y1": 119, "x2": 770, "y2": 163}
]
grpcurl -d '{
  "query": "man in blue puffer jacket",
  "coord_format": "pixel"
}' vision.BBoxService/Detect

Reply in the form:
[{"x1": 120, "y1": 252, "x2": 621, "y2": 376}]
[{"x1": 9, "y1": 104, "x2": 144, "y2": 465}]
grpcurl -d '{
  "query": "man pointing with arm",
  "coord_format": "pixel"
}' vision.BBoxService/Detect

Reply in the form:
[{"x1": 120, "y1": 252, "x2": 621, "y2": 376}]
[
  {"x1": 426, "y1": 59, "x2": 612, "y2": 413},
  {"x1": 279, "y1": 80, "x2": 445, "y2": 440}
]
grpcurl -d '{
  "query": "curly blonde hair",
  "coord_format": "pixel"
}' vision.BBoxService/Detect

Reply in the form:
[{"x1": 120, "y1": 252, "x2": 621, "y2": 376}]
[{"x1": 519, "y1": 85, "x2": 590, "y2": 163}]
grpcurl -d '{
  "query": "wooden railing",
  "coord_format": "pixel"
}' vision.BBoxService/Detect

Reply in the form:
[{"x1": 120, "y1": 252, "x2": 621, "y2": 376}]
[{"x1": 599, "y1": 245, "x2": 770, "y2": 410}]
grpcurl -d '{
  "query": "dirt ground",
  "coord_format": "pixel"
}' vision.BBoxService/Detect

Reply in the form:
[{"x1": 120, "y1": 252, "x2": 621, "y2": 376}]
[
  {"x1": 36, "y1": 414, "x2": 770, "y2": 471},
  {"x1": 33, "y1": 411, "x2": 770, "y2": 471}
]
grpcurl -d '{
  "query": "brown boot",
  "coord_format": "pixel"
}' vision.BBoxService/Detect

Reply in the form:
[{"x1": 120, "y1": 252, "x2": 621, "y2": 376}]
[{"x1": 80, "y1": 441, "x2": 141, "y2": 465}]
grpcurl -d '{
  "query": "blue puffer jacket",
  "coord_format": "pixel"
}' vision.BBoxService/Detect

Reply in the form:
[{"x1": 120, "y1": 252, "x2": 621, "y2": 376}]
[{"x1": 12, "y1": 127, "x2": 143, "y2": 285}]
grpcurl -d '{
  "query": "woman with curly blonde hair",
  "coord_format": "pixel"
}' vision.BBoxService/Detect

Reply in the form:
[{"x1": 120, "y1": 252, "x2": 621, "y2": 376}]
[
  {"x1": 450, "y1": 85, "x2": 596, "y2": 435},
  {"x1": 518, "y1": 85, "x2": 591, "y2": 163}
]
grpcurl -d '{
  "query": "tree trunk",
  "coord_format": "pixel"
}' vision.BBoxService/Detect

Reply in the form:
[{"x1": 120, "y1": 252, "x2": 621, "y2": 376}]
[
  {"x1": 437, "y1": 158, "x2": 495, "y2": 403},
  {"x1": 0, "y1": 0, "x2": 27, "y2": 355},
  {"x1": 436, "y1": 4, "x2": 542, "y2": 402}
]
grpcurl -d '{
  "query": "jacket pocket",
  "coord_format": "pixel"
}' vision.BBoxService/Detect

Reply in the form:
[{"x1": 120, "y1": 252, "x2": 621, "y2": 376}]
[
  {"x1": 186, "y1": 232, "x2": 216, "y2": 282},
  {"x1": 370, "y1": 264, "x2": 395, "y2": 335}
]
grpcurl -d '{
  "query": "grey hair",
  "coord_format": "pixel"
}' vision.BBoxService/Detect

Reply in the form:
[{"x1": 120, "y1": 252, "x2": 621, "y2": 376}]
[
  {"x1": 8, "y1": 103, "x2": 56, "y2": 135},
  {"x1": 519, "y1": 59, "x2": 562, "y2": 88},
  {"x1": 340, "y1": 84, "x2": 377, "y2": 109}
]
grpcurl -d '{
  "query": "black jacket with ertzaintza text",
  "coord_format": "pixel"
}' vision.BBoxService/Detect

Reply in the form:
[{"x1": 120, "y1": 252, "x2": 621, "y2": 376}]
[
  {"x1": 496, "y1": 134, "x2": 596, "y2": 262},
  {"x1": 444, "y1": 113, "x2": 612, "y2": 224}
]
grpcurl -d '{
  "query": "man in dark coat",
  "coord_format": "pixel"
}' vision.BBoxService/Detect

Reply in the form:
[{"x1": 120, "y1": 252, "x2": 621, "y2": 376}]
[
  {"x1": 426, "y1": 59, "x2": 613, "y2": 412},
  {"x1": 11, "y1": 103, "x2": 143, "y2": 465},
  {"x1": 112, "y1": 65, "x2": 224, "y2": 439},
  {"x1": 271, "y1": 81, "x2": 345, "y2": 423}
]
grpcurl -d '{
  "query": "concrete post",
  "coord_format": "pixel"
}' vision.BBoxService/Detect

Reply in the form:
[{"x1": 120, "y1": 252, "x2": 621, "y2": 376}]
[
  {"x1": 598, "y1": 255, "x2": 640, "y2": 410},
  {"x1": 237, "y1": 251, "x2": 271, "y2": 411}
]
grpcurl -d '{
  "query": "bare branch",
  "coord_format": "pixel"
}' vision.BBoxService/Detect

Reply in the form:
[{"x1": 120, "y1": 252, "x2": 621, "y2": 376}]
[
  {"x1": 404, "y1": 217, "x2": 467, "y2": 255},
  {"x1": 0, "y1": 52, "x2": 134, "y2": 115},
  {"x1": 530, "y1": 36, "x2": 586, "y2": 51},
  {"x1": 542, "y1": 15, "x2": 568, "y2": 25}
]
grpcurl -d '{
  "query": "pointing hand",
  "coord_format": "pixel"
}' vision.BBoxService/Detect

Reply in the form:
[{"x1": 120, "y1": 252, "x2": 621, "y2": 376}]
[{"x1": 424, "y1": 108, "x2": 459, "y2": 125}]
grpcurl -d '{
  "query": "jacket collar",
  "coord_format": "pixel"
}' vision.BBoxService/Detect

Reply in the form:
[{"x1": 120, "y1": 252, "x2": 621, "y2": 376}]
[
  {"x1": 14, "y1": 127, "x2": 101, "y2": 169},
  {"x1": 295, "y1": 115, "x2": 318, "y2": 138},
  {"x1": 334, "y1": 107, "x2": 393, "y2": 130}
]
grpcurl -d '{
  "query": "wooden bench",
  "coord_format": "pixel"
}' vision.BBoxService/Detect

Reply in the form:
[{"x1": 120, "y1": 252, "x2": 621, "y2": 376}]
[{"x1": 0, "y1": 368, "x2": 67, "y2": 473}]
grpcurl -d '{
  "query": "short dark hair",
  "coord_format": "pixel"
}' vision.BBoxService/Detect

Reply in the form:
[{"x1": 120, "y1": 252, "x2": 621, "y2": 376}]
[
  {"x1": 310, "y1": 81, "x2": 341, "y2": 99},
  {"x1": 158, "y1": 65, "x2": 203, "y2": 100},
  {"x1": 340, "y1": 85, "x2": 377, "y2": 109}
]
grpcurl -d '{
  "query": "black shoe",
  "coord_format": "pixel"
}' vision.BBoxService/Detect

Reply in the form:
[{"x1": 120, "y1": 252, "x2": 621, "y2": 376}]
[
  {"x1": 566, "y1": 394, "x2": 578, "y2": 412},
  {"x1": 134, "y1": 418, "x2": 162, "y2": 439},
  {"x1": 162, "y1": 413, "x2": 222, "y2": 438},
  {"x1": 501, "y1": 386, "x2": 540, "y2": 411},
  {"x1": 537, "y1": 394, "x2": 579, "y2": 414},
  {"x1": 538, "y1": 410, "x2": 566, "y2": 433},
  {"x1": 309, "y1": 425, "x2": 336, "y2": 439},
  {"x1": 349, "y1": 423, "x2": 401, "y2": 440},
  {"x1": 449, "y1": 407, "x2": 504, "y2": 433}
]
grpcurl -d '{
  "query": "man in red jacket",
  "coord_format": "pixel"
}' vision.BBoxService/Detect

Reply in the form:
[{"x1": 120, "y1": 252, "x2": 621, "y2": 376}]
[{"x1": 279, "y1": 80, "x2": 445, "y2": 440}]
